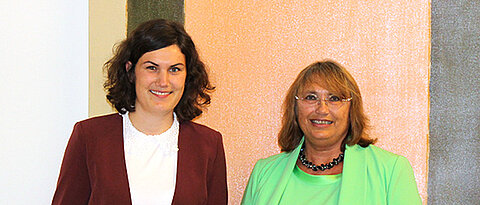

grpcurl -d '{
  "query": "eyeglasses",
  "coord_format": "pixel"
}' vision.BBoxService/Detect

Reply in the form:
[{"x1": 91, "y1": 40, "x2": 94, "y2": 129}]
[{"x1": 295, "y1": 94, "x2": 352, "y2": 109}]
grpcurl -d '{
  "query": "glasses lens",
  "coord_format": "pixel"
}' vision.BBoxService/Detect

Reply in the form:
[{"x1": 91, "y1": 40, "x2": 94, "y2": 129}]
[
  {"x1": 326, "y1": 95, "x2": 342, "y2": 107},
  {"x1": 297, "y1": 94, "x2": 349, "y2": 109},
  {"x1": 302, "y1": 94, "x2": 319, "y2": 104}
]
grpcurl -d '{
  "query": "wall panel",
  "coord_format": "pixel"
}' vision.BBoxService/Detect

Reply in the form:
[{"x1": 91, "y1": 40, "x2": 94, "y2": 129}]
[
  {"x1": 127, "y1": 0, "x2": 184, "y2": 33},
  {"x1": 89, "y1": 0, "x2": 126, "y2": 117},
  {"x1": 185, "y1": 1, "x2": 430, "y2": 204},
  {"x1": 429, "y1": 1, "x2": 480, "y2": 204}
]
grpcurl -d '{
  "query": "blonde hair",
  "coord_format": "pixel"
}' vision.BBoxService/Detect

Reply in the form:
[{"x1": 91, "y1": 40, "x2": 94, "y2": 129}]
[{"x1": 278, "y1": 60, "x2": 376, "y2": 152}]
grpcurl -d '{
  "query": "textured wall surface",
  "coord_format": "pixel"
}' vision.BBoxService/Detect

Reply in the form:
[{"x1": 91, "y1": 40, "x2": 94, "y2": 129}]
[
  {"x1": 127, "y1": 0, "x2": 184, "y2": 34},
  {"x1": 89, "y1": 0, "x2": 126, "y2": 117},
  {"x1": 185, "y1": 1, "x2": 430, "y2": 204},
  {"x1": 429, "y1": 1, "x2": 480, "y2": 204}
]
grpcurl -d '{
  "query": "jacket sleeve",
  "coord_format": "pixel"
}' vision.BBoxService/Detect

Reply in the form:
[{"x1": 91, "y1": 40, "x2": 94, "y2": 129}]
[
  {"x1": 387, "y1": 156, "x2": 422, "y2": 205},
  {"x1": 241, "y1": 159, "x2": 263, "y2": 205},
  {"x1": 206, "y1": 132, "x2": 228, "y2": 205},
  {"x1": 52, "y1": 122, "x2": 91, "y2": 205}
]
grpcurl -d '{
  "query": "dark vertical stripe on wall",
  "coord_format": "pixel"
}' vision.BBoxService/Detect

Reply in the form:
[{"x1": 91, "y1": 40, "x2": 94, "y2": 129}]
[
  {"x1": 127, "y1": 0, "x2": 184, "y2": 34},
  {"x1": 430, "y1": 1, "x2": 480, "y2": 204}
]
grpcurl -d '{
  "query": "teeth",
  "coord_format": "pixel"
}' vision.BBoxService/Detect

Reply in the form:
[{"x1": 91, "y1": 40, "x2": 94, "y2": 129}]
[
  {"x1": 150, "y1": 90, "x2": 171, "y2": 95},
  {"x1": 311, "y1": 120, "x2": 332, "y2": 125}
]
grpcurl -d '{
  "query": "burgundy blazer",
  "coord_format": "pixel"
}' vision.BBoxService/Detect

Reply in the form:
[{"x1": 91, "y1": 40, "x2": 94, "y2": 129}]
[{"x1": 52, "y1": 114, "x2": 227, "y2": 205}]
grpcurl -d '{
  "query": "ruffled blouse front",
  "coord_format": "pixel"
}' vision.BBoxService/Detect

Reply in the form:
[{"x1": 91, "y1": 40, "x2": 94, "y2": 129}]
[{"x1": 122, "y1": 112, "x2": 179, "y2": 205}]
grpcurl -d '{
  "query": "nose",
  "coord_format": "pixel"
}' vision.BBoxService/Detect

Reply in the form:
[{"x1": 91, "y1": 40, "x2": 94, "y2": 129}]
[
  {"x1": 156, "y1": 70, "x2": 169, "y2": 87},
  {"x1": 315, "y1": 99, "x2": 329, "y2": 113}
]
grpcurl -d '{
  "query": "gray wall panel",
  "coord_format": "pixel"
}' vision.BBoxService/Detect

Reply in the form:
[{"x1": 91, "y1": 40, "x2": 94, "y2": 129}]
[{"x1": 430, "y1": 1, "x2": 480, "y2": 204}]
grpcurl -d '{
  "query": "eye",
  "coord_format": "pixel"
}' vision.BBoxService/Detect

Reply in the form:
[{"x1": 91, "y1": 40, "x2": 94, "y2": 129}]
[
  {"x1": 169, "y1": 66, "x2": 181, "y2": 72},
  {"x1": 327, "y1": 95, "x2": 341, "y2": 102},
  {"x1": 304, "y1": 94, "x2": 319, "y2": 101},
  {"x1": 146, "y1": 66, "x2": 157, "y2": 71}
]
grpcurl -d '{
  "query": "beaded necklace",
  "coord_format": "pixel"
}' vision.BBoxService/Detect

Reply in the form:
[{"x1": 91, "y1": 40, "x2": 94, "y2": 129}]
[{"x1": 298, "y1": 145, "x2": 344, "y2": 172}]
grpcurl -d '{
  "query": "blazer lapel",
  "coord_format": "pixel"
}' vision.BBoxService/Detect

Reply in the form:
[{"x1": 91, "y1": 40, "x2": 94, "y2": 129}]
[
  {"x1": 338, "y1": 145, "x2": 367, "y2": 204},
  {"x1": 172, "y1": 121, "x2": 193, "y2": 204},
  {"x1": 109, "y1": 114, "x2": 132, "y2": 204},
  {"x1": 264, "y1": 138, "x2": 303, "y2": 204}
]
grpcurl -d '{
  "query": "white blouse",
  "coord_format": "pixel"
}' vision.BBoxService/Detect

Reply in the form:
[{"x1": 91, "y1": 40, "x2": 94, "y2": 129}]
[{"x1": 122, "y1": 112, "x2": 179, "y2": 205}]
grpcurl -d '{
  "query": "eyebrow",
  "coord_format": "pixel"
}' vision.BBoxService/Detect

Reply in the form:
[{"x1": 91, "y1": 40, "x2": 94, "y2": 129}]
[
  {"x1": 303, "y1": 90, "x2": 332, "y2": 96},
  {"x1": 169, "y1": 63, "x2": 185, "y2": 67},
  {"x1": 143, "y1": 61, "x2": 159, "y2": 66},
  {"x1": 143, "y1": 61, "x2": 185, "y2": 67}
]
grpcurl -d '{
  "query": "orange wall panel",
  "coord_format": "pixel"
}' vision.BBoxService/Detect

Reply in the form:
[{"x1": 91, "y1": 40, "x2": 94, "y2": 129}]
[{"x1": 185, "y1": 1, "x2": 430, "y2": 204}]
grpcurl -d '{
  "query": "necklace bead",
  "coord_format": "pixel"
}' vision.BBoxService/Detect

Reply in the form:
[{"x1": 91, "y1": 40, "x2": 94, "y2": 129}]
[{"x1": 298, "y1": 146, "x2": 344, "y2": 172}]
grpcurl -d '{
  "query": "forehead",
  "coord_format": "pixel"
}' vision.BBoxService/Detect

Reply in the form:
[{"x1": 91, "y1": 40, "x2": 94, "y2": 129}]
[
  {"x1": 138, "y1": 45, "x2": 185, "y2": 63},
  {"x1": 297, "y1": 75, "x2": 347, "y2": 96},
  {"x1": 298, "y1": 73, "x2": 332, "y2": 91},
  {"x1": 299, "y1": 83, "x2": 329, "y2": 93}
]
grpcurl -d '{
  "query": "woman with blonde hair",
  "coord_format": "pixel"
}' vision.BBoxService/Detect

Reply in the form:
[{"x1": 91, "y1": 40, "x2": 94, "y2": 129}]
[{"x1": 242, "y1": 60, "x2": 421, "y2": 204}]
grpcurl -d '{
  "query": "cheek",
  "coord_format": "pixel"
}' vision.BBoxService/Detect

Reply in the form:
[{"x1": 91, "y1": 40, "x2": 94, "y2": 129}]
[
  {"x1": 180, "y1": 75, "x2": 187, "y2": 88},
  {"x1": 296, "y1": 107, "x2": 310, "y2": 127},
  {"x1": 176, "y1": 76, "x2": 187, "y2": 91},
  {"x1": 339, "y1": 108, "x2": 350, "y2": 126},
  {"x1": 134, "y1": 71, "x2": 147, "y2": 86},
  {"x1": 134, "y1": 78, "x2": 146, "y2": 93}
]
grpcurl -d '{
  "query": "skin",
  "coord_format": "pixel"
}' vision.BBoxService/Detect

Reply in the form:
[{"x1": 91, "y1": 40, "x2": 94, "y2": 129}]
[
  {"x1": 295, "y1": 83, "x2": 351, "y2": 175},
  {"x1": 127, "y1": 44, "x2": 187, "y2": 135}
]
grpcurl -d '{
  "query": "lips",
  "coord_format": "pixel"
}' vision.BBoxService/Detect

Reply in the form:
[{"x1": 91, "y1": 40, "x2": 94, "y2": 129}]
[
  {"x1": 311, "y1": 119, "x2": 333, "y2": 125},
  {"x1": 150, "y1": 90, "x2": 172, "y2": 96}
]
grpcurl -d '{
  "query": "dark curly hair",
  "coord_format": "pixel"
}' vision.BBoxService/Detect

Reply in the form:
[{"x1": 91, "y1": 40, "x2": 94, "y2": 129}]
[{"x1": 103, "y1": 19, "x2": 214, "y2": 121}]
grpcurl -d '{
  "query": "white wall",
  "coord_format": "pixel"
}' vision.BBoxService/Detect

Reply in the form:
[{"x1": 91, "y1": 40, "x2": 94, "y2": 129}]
[{"x1": 0, "y1": 0, "x2": 88, "y2": 204}]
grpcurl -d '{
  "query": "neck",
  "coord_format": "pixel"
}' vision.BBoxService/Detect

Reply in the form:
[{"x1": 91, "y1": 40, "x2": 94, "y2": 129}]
[
  {"x1": 304, "y1": 137, "x2": 344, "y2": 162},
  {"x1": 128, "y1": 110, "x2": 174, "y2": 135},
  {"x1": 304, "y1": 142, "x2": 342, "y2": 165},
  {"x1": 298, "y1": 138, "x2": 344, "y2": 175}
]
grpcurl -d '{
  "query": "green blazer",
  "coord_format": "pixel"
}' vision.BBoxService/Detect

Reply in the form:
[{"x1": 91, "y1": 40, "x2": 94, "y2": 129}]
[{"x1": 241, "y1": 139, "x2": 422, "y2": 205}]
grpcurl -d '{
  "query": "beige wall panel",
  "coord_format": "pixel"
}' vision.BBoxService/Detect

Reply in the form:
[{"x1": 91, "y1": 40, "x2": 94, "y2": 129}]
[
  {"x1": 185, "y1": 0, "x2": 430, "y2": 204},
  {"x1": 89, "y1": 0, "x2": 127, "y2": 117}
]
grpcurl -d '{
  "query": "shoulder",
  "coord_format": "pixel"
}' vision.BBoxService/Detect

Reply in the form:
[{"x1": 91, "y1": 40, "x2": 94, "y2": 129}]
[
  {"x1": 72, "y1": 113, "x2": 122, "y2": 139},
  {"x1": 76, "y1": 113, "x2": 121, "y2": 128},
  {"x1": 179, "y1": 120, "x2": 222, "y2": 140},
  {"x1": 349, "y1": 144, "x2": 401, "y2": 159},
  {"x1": 178, "y1": 121, "x2": 223, "y2": 150},
  {"x1": 244, "y1": 151, "x2": 293, "y2": 195},
  {"x1": 251, "y1": 152, "x2": 291, "y2": 176},
  {"x1": 352, "y1": 146, "x2": 420, "y2": 203},
  {"x1": 257, "y1": 152, "x2": 289, "y2": 166},
  {"x1": 347, "y1": 144, "x2": 411, "y2": 171}
]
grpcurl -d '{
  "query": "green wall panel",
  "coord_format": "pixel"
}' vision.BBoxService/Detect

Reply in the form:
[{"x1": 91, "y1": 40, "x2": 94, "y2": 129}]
[{"x1": 127, "y1": 0, "x2": 184, "y2": 34}]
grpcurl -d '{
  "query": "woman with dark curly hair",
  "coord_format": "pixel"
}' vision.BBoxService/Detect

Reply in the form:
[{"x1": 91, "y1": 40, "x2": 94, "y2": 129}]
[
  {"x1": 241, "y1": 60, "x2": 421, "y2": 204},
  {"x1": 53, "y1": 19, "x2": 227, "y2": 205}
]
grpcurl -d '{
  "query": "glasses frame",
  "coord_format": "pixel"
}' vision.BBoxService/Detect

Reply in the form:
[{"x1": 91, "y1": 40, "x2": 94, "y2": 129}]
[{"x1": 294, "y1": 95, "x2": 352, "y2": 108}]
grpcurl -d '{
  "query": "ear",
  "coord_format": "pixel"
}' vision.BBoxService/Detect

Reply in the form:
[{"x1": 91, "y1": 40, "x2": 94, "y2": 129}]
[
  {"x1": 125, "y1": 61, "x2": 135, "y2": 83},
  {"x1": 125, "y1": 61, "x2": 133, "y2": 72}
]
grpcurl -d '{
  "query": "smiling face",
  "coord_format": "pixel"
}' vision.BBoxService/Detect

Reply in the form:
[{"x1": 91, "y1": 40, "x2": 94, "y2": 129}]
[
  {"x1": 296, "y1": 83, "x2": 351, "y2": 149},
  {"x1": 131, "y1": 44, "x2": 186, "y2": 116}
]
